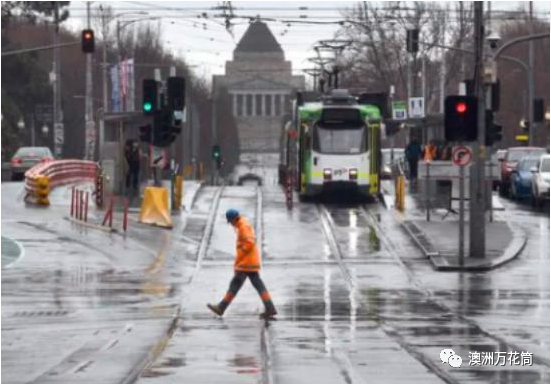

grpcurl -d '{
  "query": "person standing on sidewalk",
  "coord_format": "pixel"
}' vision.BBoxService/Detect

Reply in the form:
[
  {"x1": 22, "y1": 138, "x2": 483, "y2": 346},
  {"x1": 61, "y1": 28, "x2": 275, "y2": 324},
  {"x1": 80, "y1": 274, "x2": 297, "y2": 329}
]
[
  {"x1": 124, "y1": 140, "x2": 141, "y2": 193},
  {"x1": 207, "y1": 209, "x2": 277, "y2": 319},
  {"x1": 405, "y1": 139, "x2": 422, "y2": 180}
]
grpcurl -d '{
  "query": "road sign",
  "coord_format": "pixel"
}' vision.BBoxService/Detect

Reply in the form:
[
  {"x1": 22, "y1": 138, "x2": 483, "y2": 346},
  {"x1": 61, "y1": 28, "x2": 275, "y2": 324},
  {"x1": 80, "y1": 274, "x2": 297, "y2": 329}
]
[
  {"x1": 452, "y1": 145, "x2": 472, "y2": 166},
  {"x1": 515, "y1": 133, "x2": 529, "y2": 142},
  {"x1": 392, "y1": 100, "x2": 407, "y2": 120},
  {"x1": 408, "y1": 97, "x2": 425, "y2": 118}
]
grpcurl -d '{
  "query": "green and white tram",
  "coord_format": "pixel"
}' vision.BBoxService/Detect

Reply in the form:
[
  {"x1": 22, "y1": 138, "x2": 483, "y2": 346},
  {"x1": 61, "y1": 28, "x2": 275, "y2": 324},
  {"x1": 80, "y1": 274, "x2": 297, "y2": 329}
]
[{"x1": 280, "y1": 89, "x2": 382, "y2": 200}]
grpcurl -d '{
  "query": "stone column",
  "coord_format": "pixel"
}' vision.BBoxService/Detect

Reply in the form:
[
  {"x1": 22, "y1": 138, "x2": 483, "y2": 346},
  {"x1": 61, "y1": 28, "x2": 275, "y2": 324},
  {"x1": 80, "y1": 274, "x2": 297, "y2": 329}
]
[
  {"x1": 261, "y1": 94, "x2": 266, "y2": 116},
  {"x1": 251, "y1": 93, "x2": 256, "y2": 117},
  {"x1": 271, "y1": 93, "x2": 276, "y2": 116},
  {"x1": 232, "y1": 94, "x2": 237, "y2": 116}
]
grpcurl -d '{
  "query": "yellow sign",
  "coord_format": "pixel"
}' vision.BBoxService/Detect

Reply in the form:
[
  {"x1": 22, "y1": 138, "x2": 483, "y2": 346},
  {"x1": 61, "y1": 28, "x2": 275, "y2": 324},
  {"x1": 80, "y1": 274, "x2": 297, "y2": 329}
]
[{"x1": 515, "y1": 134, "x2": 529, "y2": 142}]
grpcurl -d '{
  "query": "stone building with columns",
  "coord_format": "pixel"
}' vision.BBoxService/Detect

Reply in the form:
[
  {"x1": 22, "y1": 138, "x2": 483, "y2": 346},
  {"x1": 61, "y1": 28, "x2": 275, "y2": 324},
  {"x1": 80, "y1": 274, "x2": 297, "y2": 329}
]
[{"x1": 212, "y1": 21, "x2": 305, "y2": 153}]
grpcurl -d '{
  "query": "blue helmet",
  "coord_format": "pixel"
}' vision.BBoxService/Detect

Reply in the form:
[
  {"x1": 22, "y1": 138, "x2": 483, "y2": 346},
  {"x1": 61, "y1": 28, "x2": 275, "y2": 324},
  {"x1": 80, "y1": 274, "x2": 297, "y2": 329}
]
[{"x1": 226, "y1": 209, "x2": 240, "y2": 223}]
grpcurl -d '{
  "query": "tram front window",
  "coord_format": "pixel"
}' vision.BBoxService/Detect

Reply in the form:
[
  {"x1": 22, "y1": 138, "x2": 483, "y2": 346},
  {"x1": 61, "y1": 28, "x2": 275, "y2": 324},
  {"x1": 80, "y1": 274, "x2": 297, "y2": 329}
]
[{"x1": 313, "y1": 125, "x2": 367, "y2": 154}]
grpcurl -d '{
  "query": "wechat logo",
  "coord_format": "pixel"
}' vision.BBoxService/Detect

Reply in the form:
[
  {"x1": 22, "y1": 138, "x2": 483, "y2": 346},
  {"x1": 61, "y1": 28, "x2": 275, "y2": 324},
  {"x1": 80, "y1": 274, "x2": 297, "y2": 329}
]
[{"x1": 440, "y1": 349, "x2": 462, "y2": 368}]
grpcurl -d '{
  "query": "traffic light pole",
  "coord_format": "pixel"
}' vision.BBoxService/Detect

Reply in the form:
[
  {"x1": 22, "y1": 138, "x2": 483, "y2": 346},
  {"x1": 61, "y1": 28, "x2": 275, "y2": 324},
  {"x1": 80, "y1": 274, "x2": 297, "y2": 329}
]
[
  {"x1": 85, "y1": 2, "x2": 95, "y2": 160},
  {"x1": 470, "y1": 2, "x2": 486, "y2": 259}
]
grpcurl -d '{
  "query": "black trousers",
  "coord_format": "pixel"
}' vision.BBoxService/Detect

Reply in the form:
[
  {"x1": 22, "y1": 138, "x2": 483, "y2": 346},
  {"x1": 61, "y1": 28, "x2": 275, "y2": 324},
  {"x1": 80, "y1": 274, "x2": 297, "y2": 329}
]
[
  {"x1": 126, "y1": 166, "x2": 139, "y2": 190},
  {"x1": 219, "y1": 271, "x2": 275, "y2": 312},
  {"x1": 408, "y1": 159, "x2": 419, "y2": 180}
]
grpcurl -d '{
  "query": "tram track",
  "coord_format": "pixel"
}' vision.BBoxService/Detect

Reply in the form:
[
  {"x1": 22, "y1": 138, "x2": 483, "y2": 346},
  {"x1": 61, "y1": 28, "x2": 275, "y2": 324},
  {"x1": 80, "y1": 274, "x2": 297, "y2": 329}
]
[
  {"x1": 359, "y1": 205, "x2": 550, "y2": 379},
  {"x1": 318, "y1": 203, "x2": 463, "y2": 383}
]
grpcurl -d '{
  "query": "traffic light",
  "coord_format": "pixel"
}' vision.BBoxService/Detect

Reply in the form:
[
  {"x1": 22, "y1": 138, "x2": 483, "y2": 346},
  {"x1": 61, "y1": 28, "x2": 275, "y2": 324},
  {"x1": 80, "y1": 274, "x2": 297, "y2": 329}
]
[
  {"x1": 212, "y1": 144, "x2": 221, "y2": 161},
  {"x1": 406, "y1": 29, "x2": 419, "y2": 53},
  {"x1": 445, "y1": 95, "x2": 478, "y2": 142},
  {"x1": 167, "y1": 76, "x2": 186, "y2": 125},
  {"x1": 139, "y1": 124, "x2": 152, "y2": 143},
  {"x1": 485, "y1": 110, "x2": 503, "y2": 146},
  {"x1": 534, "y1": 98, "x2": 545, "y2": 123},
  {"x1": 142, "y1": 79, "x2": 158, "y2": 115},
  {"x1": 81, "y1": 29, "x2": 95, "y2": 53}
]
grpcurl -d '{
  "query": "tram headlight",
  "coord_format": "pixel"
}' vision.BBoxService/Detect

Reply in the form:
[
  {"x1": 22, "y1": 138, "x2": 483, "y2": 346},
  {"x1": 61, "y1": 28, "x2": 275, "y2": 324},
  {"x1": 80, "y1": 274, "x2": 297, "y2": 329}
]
[
  {"x1": 349, "y1": 168, "x2": 358, "y2": 181},
  {"x1": 323, "y1": 168, "x2": 332, "y2": 181}
]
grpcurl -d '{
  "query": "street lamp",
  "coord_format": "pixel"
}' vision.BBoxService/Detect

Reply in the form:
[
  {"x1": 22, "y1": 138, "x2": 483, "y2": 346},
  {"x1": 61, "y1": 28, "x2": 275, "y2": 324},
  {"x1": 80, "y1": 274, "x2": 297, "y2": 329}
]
[
  {"x1": 17, "y1": 118, "x2": 25, "y2": 130},
  {"x1": 41, "y1": 124, "x2": 49, "y2": 135}
]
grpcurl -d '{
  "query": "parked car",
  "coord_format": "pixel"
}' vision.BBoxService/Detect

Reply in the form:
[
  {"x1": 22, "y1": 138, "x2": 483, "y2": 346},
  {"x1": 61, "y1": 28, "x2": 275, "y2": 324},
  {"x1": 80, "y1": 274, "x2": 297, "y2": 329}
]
[
  {"x1": 10, "y1": 146, "x2": 53, "y2": 181},
  {"x1": 499, "y1": 147, "x2": 546, "y2": 196},
  {"x1": 510, "y1": 156, "x2": 540, "y2": 200},
  {"x1": 531, "y1": 154, "x2": 550, "y2": 208},
  {"x1": 381, "y1": 148, "x2": 405, "y2": 179}
]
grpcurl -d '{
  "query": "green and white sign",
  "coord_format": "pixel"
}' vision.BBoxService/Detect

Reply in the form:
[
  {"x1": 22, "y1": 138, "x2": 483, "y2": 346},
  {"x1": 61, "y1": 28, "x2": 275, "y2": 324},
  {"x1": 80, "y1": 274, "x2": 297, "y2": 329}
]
[{"x1": 392, "y1": 101, "x2": 407, "y2": 120}]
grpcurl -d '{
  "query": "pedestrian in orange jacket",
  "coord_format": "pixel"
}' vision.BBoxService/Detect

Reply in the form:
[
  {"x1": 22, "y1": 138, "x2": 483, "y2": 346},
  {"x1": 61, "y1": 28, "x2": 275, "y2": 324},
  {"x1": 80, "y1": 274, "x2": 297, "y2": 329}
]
[
  {"x1": 424, "y1": 140, "x2": 438, "y2": 162},
  {"x1": 207, "y1": 209, "x2": 277, "y2": 319}
]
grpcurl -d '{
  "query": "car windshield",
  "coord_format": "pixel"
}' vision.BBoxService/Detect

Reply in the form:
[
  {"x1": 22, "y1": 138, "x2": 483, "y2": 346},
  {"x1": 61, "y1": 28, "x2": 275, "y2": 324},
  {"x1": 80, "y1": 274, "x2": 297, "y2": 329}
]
[
  {"x1": 313, "y1": 124, "x2": 366, "y2": 154},
  {"x1": 541, "y1": 158, "x2": 550, "y2": 173},
  {"x1": 14, "y1": 147, "x2": 51, "y2": 157},
  {"x1": 508, "y1": 148, "x2": 545, "y2": 162},
  {"x1": 519, "y1": 158, "x2": 539, "y2": 171}
]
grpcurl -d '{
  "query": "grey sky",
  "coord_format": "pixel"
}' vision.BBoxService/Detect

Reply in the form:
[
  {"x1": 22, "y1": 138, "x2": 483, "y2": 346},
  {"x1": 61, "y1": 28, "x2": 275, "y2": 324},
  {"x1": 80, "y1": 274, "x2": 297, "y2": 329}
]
[{"x1": 66, "y1": 1, "x2": 550, "y2": 81}]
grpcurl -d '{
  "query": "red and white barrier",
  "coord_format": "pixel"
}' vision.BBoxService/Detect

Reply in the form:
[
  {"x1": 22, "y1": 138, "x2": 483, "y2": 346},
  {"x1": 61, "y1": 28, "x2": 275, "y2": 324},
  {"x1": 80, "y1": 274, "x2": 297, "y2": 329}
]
[{"x1": 24, "y1": 160, "x2": 98, "y2": 205}]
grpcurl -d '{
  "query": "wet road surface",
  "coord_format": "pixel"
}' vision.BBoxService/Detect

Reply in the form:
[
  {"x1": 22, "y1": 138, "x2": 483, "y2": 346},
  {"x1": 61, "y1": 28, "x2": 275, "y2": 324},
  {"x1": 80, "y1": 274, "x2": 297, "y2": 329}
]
[
  {"x1": 137, "y1": 182, "x2": 549, "y2": 383},
  {"x1": 2, "y1": 175, "x2": 549, "y2": 383}
]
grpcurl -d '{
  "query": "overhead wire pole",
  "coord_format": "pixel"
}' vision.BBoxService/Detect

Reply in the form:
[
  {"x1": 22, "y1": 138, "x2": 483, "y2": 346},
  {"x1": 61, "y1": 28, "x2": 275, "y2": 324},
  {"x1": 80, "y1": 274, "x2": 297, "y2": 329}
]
[
  {"x1": 470, "y1": 1, "x2": 485, "y2": 259},
  {"x1": 85, "y1": 2, "x2": 95, "y2": 160},
  {"x1": 528, "y1": 1, "x2": 535, "y2": 146},
  {"x1": 53, "y1": 2, "x2": 63, "y2": 158},
  {"x1": 100, "y1": 6, "x2": 108, "y2": 163}
]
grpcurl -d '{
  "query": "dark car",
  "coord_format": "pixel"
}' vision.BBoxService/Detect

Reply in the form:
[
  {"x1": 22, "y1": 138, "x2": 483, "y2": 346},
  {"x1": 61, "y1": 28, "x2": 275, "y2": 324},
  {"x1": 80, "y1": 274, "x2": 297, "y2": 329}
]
[
  {"x1": 499, "y1": 147, "x2": 546, "y2": 196},
  {"x1": 510, "y1": 156, "x2": 540, "y2": 200},
  {"x1": 10, "y1": 146, "x2": 54, "y2": 180}
]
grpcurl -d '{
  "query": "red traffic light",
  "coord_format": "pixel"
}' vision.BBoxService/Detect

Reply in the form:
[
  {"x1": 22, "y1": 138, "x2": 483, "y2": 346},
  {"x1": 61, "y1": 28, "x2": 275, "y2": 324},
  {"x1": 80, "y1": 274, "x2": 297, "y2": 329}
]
[
  {"x1": 456, "y1": 102, "x2": 467, "y2": 114},
  {"x1": 81, "y1": 29, "x2": 95, "y2": 53}
]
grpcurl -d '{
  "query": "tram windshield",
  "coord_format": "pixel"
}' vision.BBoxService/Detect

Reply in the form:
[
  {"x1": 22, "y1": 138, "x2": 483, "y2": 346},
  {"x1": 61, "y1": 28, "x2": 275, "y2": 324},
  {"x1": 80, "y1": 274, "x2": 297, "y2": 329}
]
[{"x1": 313, "y1": 124, "x2": 367, "y2": 154}]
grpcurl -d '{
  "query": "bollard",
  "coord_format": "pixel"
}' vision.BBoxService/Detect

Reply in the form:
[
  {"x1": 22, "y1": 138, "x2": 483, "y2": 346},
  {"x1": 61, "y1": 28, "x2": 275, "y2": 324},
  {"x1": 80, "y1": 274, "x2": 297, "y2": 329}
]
[
  {"x1": 75, "y1": 189, "x2": 81, "y2": 220},
  {"x1": 84, "y1": 192, "x2": 89, "y2": 222},
  {"x1": 123, "y1": 198, "x2": 129, "y2": 232},
  {"x1": 95, "y1": 171, "x2": 104, "y2": 208},
  {"x1": 108, "y1": 196, "x2": 114, "y2": 228},
  {"x1": 174, "y1": 175, "x2": 183, "y2": 210},
  {"x1": 79, "y1": 189, "x2": 85, "y2": 221},
  {"x1": 71, "y1": 187, "x2": 75, "y2": 217}
]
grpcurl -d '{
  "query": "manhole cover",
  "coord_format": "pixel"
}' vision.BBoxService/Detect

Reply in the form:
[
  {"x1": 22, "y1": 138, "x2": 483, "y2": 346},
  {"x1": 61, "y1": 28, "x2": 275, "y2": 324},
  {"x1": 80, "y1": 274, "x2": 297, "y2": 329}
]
[{"x1": 2, "y1": 236, "x2": 22, "y2": 268}]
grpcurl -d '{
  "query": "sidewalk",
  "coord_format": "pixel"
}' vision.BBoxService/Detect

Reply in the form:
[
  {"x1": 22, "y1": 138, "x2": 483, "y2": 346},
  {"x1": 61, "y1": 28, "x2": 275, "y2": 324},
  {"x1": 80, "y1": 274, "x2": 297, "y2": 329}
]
[{"x1": 381, "y1": 179, "x2": 527, "y2": 271}]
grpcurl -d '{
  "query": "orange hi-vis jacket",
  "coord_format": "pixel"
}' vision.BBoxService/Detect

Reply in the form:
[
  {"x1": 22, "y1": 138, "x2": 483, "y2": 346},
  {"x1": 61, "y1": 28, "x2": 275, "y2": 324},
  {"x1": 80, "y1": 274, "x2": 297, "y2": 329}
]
[
  {"x1": 424, "y1": 144, "x2": 437, "y2": 162},
  {"x1": 234, "y1": 217, "x2": 260, "y2": 272}
]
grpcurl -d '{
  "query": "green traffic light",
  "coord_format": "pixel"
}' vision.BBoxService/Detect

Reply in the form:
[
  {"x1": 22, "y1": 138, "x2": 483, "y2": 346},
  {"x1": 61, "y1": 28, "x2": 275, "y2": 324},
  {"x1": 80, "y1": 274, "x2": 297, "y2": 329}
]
[{"x1": 143, "y1": 102, "x2": 152, "y2": 112}]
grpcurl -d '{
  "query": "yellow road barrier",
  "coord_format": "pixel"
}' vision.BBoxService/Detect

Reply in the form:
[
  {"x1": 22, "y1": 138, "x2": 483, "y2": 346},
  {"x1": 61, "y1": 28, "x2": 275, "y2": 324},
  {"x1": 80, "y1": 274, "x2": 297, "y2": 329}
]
[{"x1": 139, "y1": 187, "x2": 173, "y2": 228}]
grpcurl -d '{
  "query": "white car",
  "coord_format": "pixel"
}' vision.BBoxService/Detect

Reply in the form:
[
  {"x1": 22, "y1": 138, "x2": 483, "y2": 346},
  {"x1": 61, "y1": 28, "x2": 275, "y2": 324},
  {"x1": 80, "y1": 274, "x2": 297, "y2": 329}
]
[{"x1": 531, "y1": 154, "x2": 550, "y2": 208}]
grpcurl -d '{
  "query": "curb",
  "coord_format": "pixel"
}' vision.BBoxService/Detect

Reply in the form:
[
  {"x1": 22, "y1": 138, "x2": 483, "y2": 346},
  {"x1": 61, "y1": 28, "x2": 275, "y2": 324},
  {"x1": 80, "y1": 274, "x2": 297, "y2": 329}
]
[
  {"x1": 400, "y1": 220, "x2": 439, "y2": 257},
  {"x1": 402, "y1": 219, "x2": 528, "y2": 272},
  {"x1": 64, "y1": 216, "x2": 119, "y2": 233},
  {"x1": 429, "y1": 222, "x2": 527, "y2": 271}
]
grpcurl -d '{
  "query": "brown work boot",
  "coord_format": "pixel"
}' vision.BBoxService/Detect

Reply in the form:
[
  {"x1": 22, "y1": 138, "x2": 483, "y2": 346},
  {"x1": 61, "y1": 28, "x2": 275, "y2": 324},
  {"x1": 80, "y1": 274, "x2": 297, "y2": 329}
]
[
  {"x1": 259, "y1": 308, "x2": 277, "y2": 319},
  {"x1": 207, "y1": 303, "x2": 224, "y2": 317}
]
